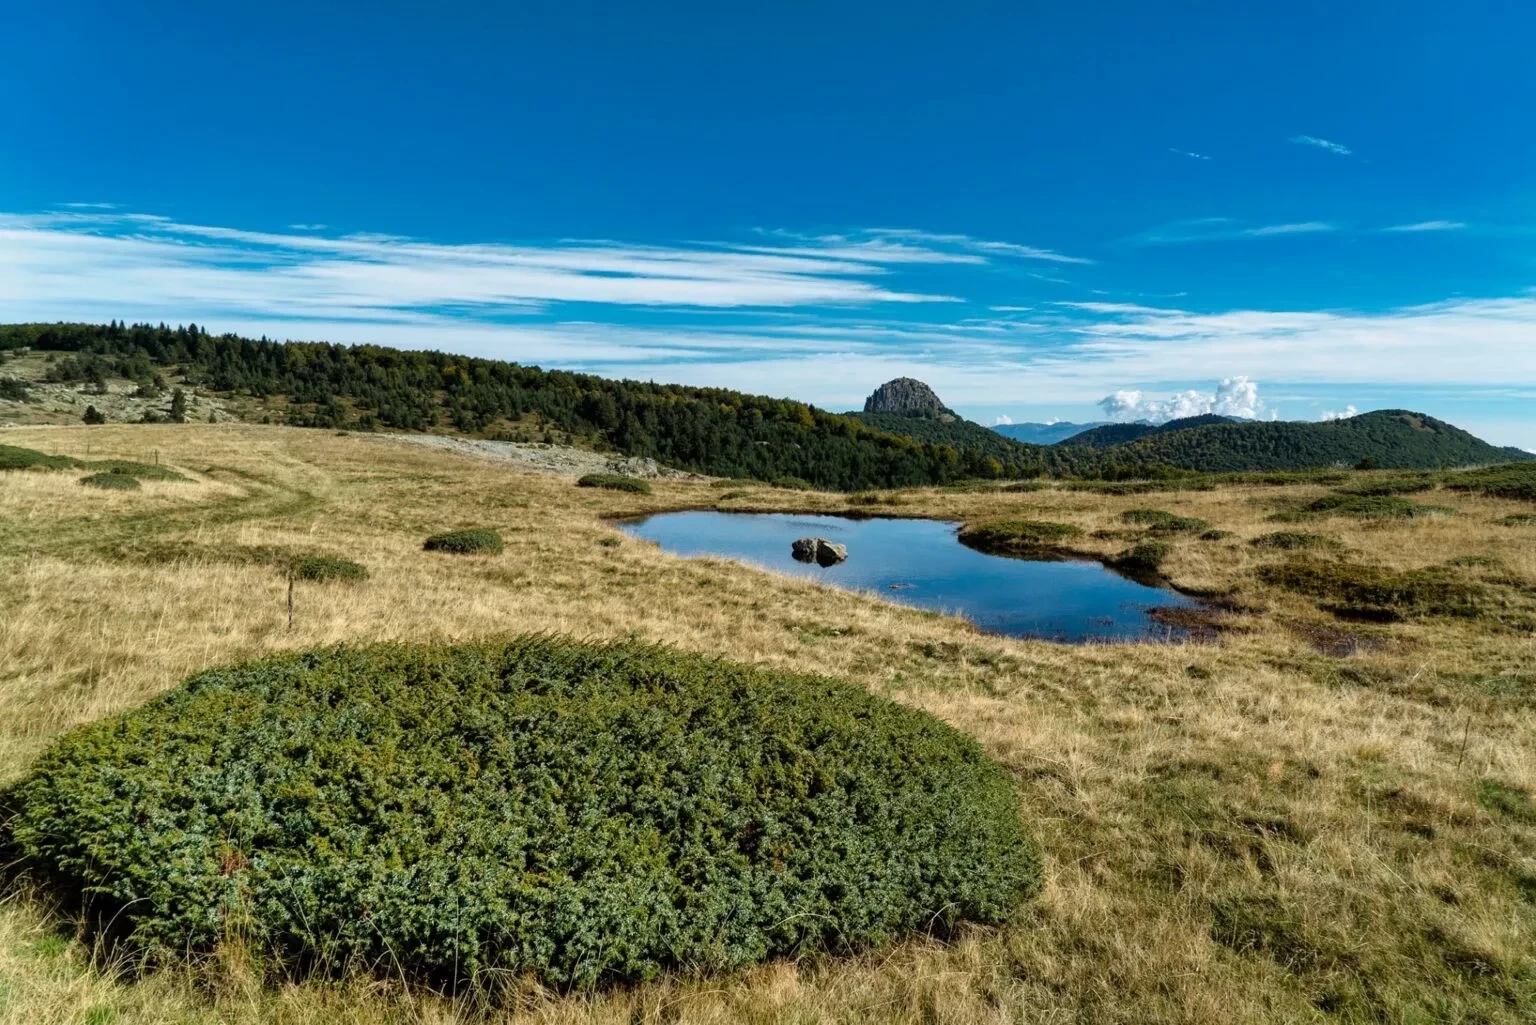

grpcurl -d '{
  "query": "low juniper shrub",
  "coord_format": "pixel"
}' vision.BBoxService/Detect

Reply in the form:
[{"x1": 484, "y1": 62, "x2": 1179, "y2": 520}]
[
  {"x1": 1120, "y1": 509, "x2": 1209, "y2": 533},
  {"x1": 423, "y1": 528, "x2": 504, "y2": 555},
  {"x1": 289, "y1": 555, "x2": 369, "y2": 583},
  {"x1": 79, "y1": 471, "x2": 140, "y2": 491},
  {"x1": 958, "y1": 519, "x2": 1082, "y2": 554},
  {"x1": 0, "y1": 638, "x2": 1041, "y2": 988},
  {"x1": 576, "y1": 473, "x2": 652, "y2": 494},
  {"x1": 1112, "y1": 540, "x2": 1173, "y2": 573}
]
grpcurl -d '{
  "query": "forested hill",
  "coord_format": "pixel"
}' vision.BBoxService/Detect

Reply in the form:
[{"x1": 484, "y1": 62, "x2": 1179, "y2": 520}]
[
  {"x1": 2, "y1": 323, "x2": 1527, "y2": 485},
  {"x1": 1063, "y1": 414, "x2": 1241, "y2": 449},
  {"x1": 848, "y1": 411, "x2": 1041, "y2": 465},
  {"x1": 1080, "y1": 411, "x2": 1532, "y2": 471},
  {"x1": 0, "y1": 322, "x2": 1057, "y2": 489}
]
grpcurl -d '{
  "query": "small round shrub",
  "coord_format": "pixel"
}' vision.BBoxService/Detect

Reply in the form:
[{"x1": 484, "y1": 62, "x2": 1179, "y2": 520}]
[
  {"x1": 958, "y1": 519, "x2": 1082, "y2": 554},
  {"x1": 1, "y1": 639, "x2": 1040, "y2": 987},
  {"x1": 423, "y1": 528, "x2": 504, "y2": 555},
  {"x1": 290, "y1": 554, "x2": 369, "y2": 583},
  {"x1": 576, "y1": 473, "x2": 652, "y2": 494},
  {"x1": 79, "y1": 471, "x2": 140, "y2": 491},
  {"x1": 1113, "y1": 540, "x2": 1173, "y2": 573},
  {"x1": 1120, "y1": 509, "x2": 1208, "y2": 533}
]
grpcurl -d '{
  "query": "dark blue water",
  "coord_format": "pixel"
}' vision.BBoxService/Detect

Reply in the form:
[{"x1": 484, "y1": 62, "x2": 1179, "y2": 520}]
[{"x1": 618, "y1": 511, "x2": 1201, "y2": 643}]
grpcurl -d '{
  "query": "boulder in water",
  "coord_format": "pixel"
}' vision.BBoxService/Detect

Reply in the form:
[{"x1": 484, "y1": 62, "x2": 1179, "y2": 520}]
[{"x1": 792, "y1": 537, "x2": 848, "y2": 566}]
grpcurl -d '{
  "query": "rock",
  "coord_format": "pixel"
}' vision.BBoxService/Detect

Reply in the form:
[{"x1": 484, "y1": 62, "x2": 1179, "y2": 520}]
[
  {"x1": 605, "y1": 456, "x2": 660, "y2": 478},
  {"x1": 862, "y1": 377, "x2": 948, "y2": 416},
  {"x1": 791, "y1": 537, "x2": 848, "y2": 566}
]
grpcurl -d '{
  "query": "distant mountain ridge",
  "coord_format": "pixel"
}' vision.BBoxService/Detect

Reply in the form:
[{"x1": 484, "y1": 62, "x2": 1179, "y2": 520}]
[{"x1": 992, "y1": 420, "x2": 1110, "y2": 445}]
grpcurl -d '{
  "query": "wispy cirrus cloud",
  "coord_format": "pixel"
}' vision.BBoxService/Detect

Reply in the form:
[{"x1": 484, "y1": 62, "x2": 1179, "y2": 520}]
[
  {"x1": 1168, "y1": 148, "x2": 1211, "y2": 161},
  {"x1": 0, "y1": 210, "x2": 987, "y2": 319},
  {"x1": 1128, "y1": 217, "x2": 1337, "y2": 245},
  {"x1": 1289, "y1": 134, "x2": 1353, "y2": 156},
  {"x1": 1243, "y1": 221, "x2": 1335, "y2": 236},
  {"x1": 1384, "y1": 220, "x2": 1466, "y2": 232}
]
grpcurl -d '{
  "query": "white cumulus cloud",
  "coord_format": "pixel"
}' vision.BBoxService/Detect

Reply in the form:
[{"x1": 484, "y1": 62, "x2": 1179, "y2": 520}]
[
  {"x1": 993, "y1": 414, "x2": 1014, "y2": 425},
  {"x1": 1098, "y1": 376, "x2": 1266, "y2": 424},
  {"x1": 1320, "y1": 405, "x2": 1358, "y2": 421}
]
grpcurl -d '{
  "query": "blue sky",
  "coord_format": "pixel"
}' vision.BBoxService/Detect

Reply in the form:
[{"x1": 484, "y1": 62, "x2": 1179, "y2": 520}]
[{"x1": 2, "y1": 1, "x2": 1534, "y2": 446}]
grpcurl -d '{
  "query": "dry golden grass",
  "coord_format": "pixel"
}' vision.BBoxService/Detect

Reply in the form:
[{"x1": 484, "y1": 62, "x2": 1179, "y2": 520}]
[{"x1": 2, "y1": 424, "x2": 1534, "y2": 1024}]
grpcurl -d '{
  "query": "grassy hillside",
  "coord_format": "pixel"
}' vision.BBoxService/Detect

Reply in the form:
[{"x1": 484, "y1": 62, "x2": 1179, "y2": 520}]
[
  {"x1": 1, "y1": 424, "x2": 1534, "y2": 1023},
  {"x1": 1088, "y1": 410, "x2": 1532, "y2": 472}
]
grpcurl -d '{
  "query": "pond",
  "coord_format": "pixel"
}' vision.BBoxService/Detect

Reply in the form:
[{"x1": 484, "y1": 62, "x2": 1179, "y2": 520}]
[{"x1": 618, "y1": 511, "x2": 1203, "y2": 643}]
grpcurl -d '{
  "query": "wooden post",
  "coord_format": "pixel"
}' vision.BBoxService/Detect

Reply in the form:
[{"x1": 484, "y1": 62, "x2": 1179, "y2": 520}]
[{"x1": 287, "y1": 572, "x2": 295, "y2": 632}]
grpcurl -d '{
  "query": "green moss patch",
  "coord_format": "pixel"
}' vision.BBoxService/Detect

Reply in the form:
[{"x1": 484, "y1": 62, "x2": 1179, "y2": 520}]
[
  {"x1": 1257, "y1": 559, "x2": 1488, "y2": 621},
  {"x1": 958, "y1": 519, "x2": 1082, "y2": 554},
  {"x1": 576, "y1": 473, "x2": 652, "y2": 494},
  {"x1": 423, "y1": 528, "x2": 504, "y2": 555},
  {"x1": 0, "y1": 639, "x2": 1040, "y2": 987},
  {"x1": 1120, "y1": 509, "x2": 1209, "y2": 533},
  {"x1": 78, "y1": 471, "x2": 140, "y2": 491}
]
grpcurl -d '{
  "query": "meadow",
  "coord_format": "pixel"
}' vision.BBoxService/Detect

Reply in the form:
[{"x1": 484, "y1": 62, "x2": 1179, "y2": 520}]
[{"x1": 1, "y1": 423, "x2": 1533, "y2": 1024}]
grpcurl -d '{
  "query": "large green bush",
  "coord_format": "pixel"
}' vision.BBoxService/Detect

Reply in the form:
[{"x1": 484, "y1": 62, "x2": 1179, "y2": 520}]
[
  {"x1": 423, "y1": 527, "x2": 504, "y2": 554},
  {"x1": 1, "y1": 639, "x2": 1039, "y2": 988}
]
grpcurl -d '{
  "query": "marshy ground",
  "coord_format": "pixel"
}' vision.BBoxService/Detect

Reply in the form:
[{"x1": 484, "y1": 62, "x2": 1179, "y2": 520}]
[{"x1": 1, "y1": 424, "x2": 1533, "y2": 1024}]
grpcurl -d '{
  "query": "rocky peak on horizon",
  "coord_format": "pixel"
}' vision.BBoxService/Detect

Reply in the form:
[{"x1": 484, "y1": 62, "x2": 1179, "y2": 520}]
[{"x1": 862, "y1": 377, "x2": 953, "y2": 418}]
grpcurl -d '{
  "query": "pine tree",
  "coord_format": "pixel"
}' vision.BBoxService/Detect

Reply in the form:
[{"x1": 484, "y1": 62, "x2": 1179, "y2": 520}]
[
  {"x1": 168, "y1": 388, "x2": 187, "y2": 423},
  {"x1": 83, "y1": 405, "x2": 106, "y2": 424}
]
